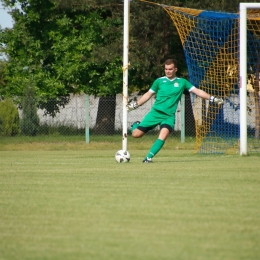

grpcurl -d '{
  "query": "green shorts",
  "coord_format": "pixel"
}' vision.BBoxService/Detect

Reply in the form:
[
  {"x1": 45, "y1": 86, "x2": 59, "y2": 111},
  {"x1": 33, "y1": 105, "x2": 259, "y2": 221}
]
[{"x1": 138, "y1": 109, "x2": 175, "y2": 133}]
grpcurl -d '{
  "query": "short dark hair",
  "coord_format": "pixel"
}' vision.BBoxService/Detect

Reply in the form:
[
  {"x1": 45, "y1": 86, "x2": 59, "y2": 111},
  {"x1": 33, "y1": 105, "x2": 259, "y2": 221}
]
[{"x1": 164, "y1": 59, "x2": 178, "y2": 67}]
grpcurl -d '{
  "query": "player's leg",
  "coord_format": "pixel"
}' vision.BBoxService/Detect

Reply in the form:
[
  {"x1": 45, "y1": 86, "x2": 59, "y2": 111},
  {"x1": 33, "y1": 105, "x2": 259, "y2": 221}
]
[
  {"x1": 132, "y1": 128, "x2": 146, "y2": 138},
  {"x1": 130, "y1": 121, "x2": 140, "y2": 133},
  {"x1": 143, "y1": 126, "x2": 171, "y2": 163},
  {"x1": 131, "y1": 111, "x2": 157, "y2": 138},
  {"x1": 143, "y1": 114, "x2": 175, "y2": 163},
  {"x1": 130, "y1": 121, "x2": 145, "y2": 138}
]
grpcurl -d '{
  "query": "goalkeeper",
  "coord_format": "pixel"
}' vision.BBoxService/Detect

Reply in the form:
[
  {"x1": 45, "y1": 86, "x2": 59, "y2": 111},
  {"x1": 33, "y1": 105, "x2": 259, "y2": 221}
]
[{"x1": 126, "y1": 58, "x2": 224, "y2": 163}]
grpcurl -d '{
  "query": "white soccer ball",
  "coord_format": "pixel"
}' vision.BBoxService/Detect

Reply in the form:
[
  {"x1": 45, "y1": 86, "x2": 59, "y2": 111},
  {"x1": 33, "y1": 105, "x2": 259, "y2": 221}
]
[{"x1": 115, "y1": 150, "x2": 130, "y2": 163}]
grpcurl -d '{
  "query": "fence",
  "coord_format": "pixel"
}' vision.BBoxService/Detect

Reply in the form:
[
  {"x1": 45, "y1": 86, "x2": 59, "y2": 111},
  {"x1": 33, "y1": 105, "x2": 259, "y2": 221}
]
[
  {"x1": 3, "y1": 93, "x2": 258, "y2": 153},
  {"x1": 15, "y1": 93, "x2": 195, "y2": 140}
]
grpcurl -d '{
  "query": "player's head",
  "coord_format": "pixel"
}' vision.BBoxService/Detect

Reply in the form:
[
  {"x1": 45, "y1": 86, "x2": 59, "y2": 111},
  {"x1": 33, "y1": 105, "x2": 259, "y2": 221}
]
[
  {"x1": 165, "y1": 59, "x2": 178, "y2": 68},
  {"x1": 164, "y1": 59, "x2": 178, "y2": 79}
]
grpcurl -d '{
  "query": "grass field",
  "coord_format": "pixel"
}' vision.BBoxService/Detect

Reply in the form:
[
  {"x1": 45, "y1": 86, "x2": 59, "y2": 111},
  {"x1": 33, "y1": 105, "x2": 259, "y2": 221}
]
[{"x1": 0, "y1": 137, "x2": 260, "y2": 260}]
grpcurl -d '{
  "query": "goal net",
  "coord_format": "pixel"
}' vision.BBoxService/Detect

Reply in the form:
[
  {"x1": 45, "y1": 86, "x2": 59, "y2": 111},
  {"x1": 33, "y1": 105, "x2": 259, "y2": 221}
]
[{"x1": 158, "y1": 4, "x2": 260, "y2": 154}]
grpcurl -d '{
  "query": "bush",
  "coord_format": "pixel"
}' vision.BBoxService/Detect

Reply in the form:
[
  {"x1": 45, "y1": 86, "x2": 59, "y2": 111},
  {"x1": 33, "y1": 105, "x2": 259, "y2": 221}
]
[
  {"x1": 20, "y1": 86, "x2": 40, "y2": 136},
  {"x1": 0, "y1": 99, "x2": 20, "y2": 136}
]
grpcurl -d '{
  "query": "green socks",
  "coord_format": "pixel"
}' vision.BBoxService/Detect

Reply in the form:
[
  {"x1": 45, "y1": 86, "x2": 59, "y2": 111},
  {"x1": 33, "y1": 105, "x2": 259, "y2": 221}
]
[
  {"x1": 146, "y1": 139, "x2": 165, "y2": 159},
  {"x1": 130, "y1": 121, "x2": 140, "y2": 133}
]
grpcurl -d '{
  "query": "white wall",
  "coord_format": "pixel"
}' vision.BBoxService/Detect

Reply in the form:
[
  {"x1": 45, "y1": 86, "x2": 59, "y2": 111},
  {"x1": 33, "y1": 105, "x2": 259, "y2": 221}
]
[{"x1": 27, "y1": 94, "x2": 182, "y2": 131}]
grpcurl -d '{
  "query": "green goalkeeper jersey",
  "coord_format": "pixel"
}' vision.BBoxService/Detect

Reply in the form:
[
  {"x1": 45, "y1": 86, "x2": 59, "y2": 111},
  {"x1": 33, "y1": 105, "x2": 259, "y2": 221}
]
[{"x1": 150, "y1": 76, "x2": 194, "y2": 116}]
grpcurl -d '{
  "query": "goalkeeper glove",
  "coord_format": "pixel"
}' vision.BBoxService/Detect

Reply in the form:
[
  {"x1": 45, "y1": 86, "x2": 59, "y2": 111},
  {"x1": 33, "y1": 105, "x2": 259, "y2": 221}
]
[
  {"x1": 210, "y1": 96, "x2": 224, "y2": 105},
  {"x1": 126, "y1": 99, "x2": 139, "y2": 111}
]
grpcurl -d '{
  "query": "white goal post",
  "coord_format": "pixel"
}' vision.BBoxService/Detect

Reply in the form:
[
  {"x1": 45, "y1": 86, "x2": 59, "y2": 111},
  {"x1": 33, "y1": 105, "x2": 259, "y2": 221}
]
[
  {"x1": 122, "y1": 0, "x2": 130, "y2": 151},
  {"x1": 122, "y1": 2, "x2": 260, "y2": 154},
  {"x1": 239, "y1": 3, "x2": 260, "y2": 155}
]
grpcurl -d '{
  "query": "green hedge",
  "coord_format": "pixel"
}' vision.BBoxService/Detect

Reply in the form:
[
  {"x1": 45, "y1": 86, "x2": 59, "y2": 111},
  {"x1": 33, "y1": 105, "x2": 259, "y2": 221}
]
[
  {"x1": 20, "y1": 86, "x2": 40, "y2": 136},
  {"x1": 0, "y1": 99, "x2": 20, "y2": 136}
]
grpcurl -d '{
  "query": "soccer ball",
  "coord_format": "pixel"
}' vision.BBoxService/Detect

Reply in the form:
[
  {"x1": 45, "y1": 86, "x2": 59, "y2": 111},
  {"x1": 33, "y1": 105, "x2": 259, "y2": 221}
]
[{"x1": 115, "y1": 150, "x2": 130, "y2": 163}]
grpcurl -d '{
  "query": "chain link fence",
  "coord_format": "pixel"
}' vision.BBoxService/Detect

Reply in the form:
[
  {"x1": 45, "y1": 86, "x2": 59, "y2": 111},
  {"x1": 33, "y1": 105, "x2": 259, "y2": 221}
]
[
  {"x1": 0, "y1": 94, "x2": 195, "y2": 143},
  {"x1": 12, "y1": 93, "x2": 194, "y2": 141},
  {"x1": 1, "y1": 93, "x2": 259, "y2": 153}
]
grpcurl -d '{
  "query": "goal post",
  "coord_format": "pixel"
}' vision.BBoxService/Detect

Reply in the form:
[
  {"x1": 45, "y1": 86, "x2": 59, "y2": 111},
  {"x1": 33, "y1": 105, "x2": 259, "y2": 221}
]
[
  {"x1": 122, "y1": 0, "x2": 130, "y2": 151},
  {"x1": 239, "y1": 3, "x2": 260, "y2": 155},
  {"x1": 122, "y1": 0, "x2": 260, "y2": 154}
]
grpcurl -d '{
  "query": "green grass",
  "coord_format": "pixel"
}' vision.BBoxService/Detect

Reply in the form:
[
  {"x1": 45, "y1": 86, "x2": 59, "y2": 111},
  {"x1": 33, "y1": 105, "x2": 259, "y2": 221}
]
[
  {"x1": 0, "y1": 141, "x2": 260, "y2": 260},
  {"x1": 0, "y1": 135, "x2": 196, "y2": 151}
]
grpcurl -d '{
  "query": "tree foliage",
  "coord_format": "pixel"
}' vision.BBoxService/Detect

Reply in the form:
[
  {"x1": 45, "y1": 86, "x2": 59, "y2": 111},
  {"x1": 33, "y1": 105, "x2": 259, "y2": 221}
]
[
  {"x1": 0, "y1": 0, "x2": 124, "y2": 115},
  {"x1": 50, "y1": 0, "x2": 257, "y2": 92},
  {"x1": 1, "y1": 0, "x2": 258, "y2": 107},
  {"x1": 0, "y1": 60, "x2": 7, "y2": 89}
]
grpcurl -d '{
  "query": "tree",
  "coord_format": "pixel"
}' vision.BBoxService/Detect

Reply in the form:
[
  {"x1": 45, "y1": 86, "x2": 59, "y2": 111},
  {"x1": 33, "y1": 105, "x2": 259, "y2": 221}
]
[
  {"x1": 58, "y1": 0, "x2": 260, "y2": 136},
  {"x1": 0, "y1": 0, "x2": 127, "y2": 133},
  {"x1": 0, "y1": 0, "x2": 122, "y2": 111},
  {"x1": 0, "y1": 60, "x2": 7, "y2": 90},
  {"x1": 2, "y1": 0, "x2": 254, "y2": 135},
  {"x1": 0, "y1": 0, "x2": 198, "y2": 134},
  {"x1": 51, "y1": 0, "x2": 186, "y2": 89}
]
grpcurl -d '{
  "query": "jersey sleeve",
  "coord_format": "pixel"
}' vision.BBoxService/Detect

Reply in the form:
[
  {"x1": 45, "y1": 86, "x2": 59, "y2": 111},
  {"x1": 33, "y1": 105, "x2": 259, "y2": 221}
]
[
  {"x1": 150, "y1": 78, "x2": 159, "y2": 93},
  {"x1": 184, "y1": 79, "x2": 195, "y2": 91},
  {"x1": 188, "y1": 86, "x2": 196, "y2": 92}
]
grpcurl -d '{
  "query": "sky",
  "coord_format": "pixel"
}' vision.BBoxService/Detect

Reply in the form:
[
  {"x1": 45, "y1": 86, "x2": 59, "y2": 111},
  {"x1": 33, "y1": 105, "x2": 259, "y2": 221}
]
[{"x1": 0, "y1": 2, "x2": 14, "y2": 29}]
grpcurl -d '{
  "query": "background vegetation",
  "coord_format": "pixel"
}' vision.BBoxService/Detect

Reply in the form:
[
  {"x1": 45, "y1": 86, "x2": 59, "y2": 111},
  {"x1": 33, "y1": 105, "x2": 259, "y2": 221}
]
[
  {"x1": 0, "y1": 0, "x2": 259, "y2": 133},
  {"x1": 1, "y1": 0, "x2": 258, "y2": 100}
]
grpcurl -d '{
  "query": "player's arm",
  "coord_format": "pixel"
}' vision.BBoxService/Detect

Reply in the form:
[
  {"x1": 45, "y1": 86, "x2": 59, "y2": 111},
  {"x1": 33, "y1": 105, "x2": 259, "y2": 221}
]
[
  {"x1": 190, "y1": 87, "x2": 224, "y2": 105},
  {"x1": 136, "y1": 90, "x2": 154, "y2": 106},
  {"x1": 190, "y1": 87, "x2": 210, "y2": 100},
  {"x1": 126, "y1": 90, "x2": 154, "y2": 111}
]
